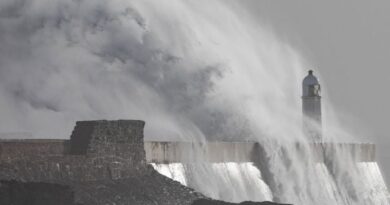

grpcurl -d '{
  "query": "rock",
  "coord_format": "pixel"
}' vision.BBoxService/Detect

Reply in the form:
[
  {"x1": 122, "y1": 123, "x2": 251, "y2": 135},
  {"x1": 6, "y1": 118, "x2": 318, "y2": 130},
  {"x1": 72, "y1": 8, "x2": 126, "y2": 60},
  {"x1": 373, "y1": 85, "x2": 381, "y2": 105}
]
[{"x1": 0, "y1": 180, "x2": 75, "y2": 205}]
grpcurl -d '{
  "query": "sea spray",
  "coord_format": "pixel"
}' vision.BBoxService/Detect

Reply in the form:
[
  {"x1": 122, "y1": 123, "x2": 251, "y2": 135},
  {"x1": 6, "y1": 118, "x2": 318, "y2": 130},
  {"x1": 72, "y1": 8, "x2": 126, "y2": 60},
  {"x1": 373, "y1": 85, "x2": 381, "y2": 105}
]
[
  {"x1": 151, "y1": 162, "x2": 273, "y2": 203},
  {"x1": 0, "y1": 0, "x2": 388, "y2": 204}
]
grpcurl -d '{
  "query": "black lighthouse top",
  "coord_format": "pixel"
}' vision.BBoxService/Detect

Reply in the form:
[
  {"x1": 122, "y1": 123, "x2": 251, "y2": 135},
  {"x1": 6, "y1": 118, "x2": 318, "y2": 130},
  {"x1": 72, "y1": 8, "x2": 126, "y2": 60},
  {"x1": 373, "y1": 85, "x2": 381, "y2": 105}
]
[{"x1": 302, "y1": 70, "x2": 320, "y2": 97}]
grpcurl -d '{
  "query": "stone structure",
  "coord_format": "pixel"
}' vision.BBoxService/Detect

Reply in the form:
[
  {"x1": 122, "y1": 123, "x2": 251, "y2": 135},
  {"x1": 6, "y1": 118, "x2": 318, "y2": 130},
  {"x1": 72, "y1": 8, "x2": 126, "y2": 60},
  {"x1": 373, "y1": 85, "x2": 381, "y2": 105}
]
[
  {"x1": 0, "y1": 120, "x2": 147, "y2": 182},
  {"x1": 0, "y1": 119, "x2": 374, "y2": 205},
  {"x1": 0, "y1": 120, "x2": 203, "y2": 205}
]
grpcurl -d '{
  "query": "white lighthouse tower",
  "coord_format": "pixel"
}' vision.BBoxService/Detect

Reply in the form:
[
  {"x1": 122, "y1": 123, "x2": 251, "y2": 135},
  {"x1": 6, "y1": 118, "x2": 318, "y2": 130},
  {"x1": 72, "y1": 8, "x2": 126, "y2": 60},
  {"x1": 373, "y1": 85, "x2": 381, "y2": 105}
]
[{"x1": 302, "y1": 70, "x2": 322, "y2": 141}]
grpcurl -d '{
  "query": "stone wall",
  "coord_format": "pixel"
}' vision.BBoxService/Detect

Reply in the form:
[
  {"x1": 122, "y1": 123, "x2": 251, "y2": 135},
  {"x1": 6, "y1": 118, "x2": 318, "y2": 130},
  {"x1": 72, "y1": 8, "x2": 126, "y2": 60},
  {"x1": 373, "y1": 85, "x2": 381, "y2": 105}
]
[
  {"x1": 70, "y1": 120, "x2": 145, "y2": 156},
  {"x1": 0, "y1": 139, "x2": 69, "y2": 160},
  {"x1": 0, "y1": 120, "x2": 147, "y2": 182},
  {"x1": 0, "y1": 155, "x2": 145, "y2": 182}
]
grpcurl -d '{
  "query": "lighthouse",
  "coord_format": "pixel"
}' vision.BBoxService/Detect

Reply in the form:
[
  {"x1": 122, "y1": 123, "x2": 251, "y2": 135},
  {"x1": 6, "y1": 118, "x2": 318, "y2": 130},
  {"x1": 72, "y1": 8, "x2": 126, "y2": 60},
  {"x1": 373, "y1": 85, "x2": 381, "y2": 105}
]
[{"x1": 302, "y1": 70, "x2": 322, "y2": 141}]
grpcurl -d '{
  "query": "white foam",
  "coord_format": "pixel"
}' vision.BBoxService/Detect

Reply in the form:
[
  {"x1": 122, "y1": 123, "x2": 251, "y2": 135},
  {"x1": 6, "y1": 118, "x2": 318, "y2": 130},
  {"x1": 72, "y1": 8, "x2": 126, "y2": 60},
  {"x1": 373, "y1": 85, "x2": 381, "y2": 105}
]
[
  {"x1": 356, "y1": 162, "x2": 390, "y2": 204},
  {"x1": 151, "y1": 162, "x2": 273, "y2": 203},
  {"x1": 151, "y1": 161, "x2": 390, "y2": 205}
]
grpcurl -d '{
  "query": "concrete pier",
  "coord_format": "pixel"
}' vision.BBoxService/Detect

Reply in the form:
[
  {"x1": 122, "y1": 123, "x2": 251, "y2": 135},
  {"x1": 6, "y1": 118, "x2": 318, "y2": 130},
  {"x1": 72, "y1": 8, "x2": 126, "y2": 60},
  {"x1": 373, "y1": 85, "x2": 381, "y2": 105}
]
[
  {"x1": 144, "y1": 141, "x2": 376, "y2": 163},
  {"x1": 0, "y1": 139, "x2": 376, "y2": 164}
]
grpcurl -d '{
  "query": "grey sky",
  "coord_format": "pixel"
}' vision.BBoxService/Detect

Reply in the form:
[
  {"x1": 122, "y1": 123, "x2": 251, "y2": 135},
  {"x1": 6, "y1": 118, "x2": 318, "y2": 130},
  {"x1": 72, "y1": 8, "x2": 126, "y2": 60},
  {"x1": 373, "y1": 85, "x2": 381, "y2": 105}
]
[{"x1": 242, "y1": 0, "x2": 390, "y2": 184}]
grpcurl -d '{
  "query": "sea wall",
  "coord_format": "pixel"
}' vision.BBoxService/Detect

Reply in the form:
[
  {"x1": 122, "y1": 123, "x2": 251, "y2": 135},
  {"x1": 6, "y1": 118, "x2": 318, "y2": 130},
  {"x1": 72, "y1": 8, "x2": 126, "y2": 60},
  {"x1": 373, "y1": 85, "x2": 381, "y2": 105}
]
[
  {"x1": 144, "y1": 141, "x2": 254, "y2": 163},
  {"x1": 144, "y1": 141, "x2": 376, "y2": 163},
  {"x1": 0, "y1": 119, "x2": 375, "y2": 205}
]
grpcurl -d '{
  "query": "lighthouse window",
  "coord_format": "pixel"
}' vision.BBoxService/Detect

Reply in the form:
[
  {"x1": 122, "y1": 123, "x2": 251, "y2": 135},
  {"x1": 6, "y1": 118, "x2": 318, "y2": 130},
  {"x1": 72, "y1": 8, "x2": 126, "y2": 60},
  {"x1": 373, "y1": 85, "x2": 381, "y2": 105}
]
[
  {"x1": 314, "y1": 85, "x2": 320, "y2": 96},
  {"x1": 308, "y1": 85, "x2": 320, "y2": 96}
]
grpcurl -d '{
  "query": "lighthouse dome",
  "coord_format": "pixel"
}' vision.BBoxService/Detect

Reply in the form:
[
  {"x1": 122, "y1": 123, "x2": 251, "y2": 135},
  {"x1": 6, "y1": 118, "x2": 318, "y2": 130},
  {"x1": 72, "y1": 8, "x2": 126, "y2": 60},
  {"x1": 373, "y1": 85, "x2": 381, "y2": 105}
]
[
  {"x1": 302, "y1": 70, "x2": 320, "y2": 97},
  {"x1": 303, "y1": 70, "x2": 319, "y2": 86}
]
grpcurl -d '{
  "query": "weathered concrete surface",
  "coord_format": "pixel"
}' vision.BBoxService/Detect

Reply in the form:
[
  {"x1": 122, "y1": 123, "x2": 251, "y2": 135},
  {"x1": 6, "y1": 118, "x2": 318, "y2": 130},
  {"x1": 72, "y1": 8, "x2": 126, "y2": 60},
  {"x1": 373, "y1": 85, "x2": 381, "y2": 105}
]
[
  {"x1": 144, "y1": 141, "x2": 254, "y2": 163},
  {"x1": 144, "y1": 141, "x2": 376, "y2": 163}
]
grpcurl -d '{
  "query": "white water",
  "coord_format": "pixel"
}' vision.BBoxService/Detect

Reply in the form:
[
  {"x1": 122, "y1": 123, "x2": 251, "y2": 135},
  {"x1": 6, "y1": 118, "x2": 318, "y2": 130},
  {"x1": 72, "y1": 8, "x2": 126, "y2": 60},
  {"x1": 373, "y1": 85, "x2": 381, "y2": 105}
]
[
  {"x1": 357, "y1": 162, "x2": 390, "y2": 204},
  {"x1": 315, "y1": 163, "x2": 343, "y2": 203},
  {"x1": 151, "y1": 162, "x2": 273, "y2": 202},
  {"x1": 0, "y1": 0, "x2": 389, "y2": 204},
  {"x1": 152, "y1": 161, "x2": 389, "y2": 205}
]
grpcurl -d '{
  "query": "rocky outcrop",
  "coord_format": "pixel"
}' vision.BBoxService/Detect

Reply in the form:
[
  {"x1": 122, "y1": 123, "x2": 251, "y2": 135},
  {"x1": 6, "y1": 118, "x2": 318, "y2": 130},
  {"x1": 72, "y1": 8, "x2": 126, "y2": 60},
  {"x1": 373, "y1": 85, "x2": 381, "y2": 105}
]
[
  {"x1": 0, "y1": 166, "x2": 203, "y2": 205},
  {"x1": 0, "y1": 180, "x2": 75, "y2": 205}
]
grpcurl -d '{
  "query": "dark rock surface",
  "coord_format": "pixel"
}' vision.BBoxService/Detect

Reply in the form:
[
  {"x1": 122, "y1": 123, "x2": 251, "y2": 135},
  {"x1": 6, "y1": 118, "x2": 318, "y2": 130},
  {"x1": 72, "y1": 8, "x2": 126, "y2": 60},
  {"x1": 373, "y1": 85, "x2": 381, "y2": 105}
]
[
  {"x1": 0, "y1": 165, "x2": 202, "y2": 205},
  {"x1": 71, "y1": 166, "x2": 203, "y2": 205},
  {"x1": 0, "y1": 180, "x2": 75, "y2": 205}
]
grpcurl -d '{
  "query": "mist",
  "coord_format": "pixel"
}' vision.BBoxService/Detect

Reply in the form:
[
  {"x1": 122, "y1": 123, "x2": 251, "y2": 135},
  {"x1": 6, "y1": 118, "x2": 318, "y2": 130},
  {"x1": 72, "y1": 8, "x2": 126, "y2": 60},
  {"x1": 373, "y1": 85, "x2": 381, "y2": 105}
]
[{"x1": 0, "y1": 0, "x2": 312, "y2": 142}]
